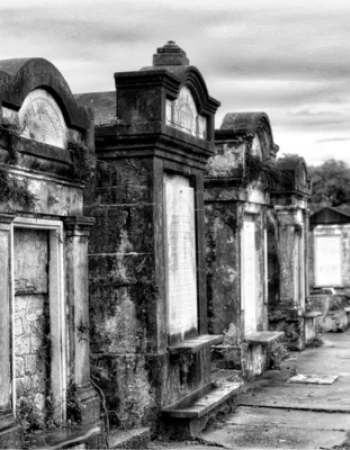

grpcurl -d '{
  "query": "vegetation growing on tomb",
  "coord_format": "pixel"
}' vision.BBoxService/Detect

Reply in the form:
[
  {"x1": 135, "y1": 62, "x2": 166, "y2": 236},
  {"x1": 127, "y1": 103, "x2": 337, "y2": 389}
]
[
  {"x1": 243, "y1": 150, "x2": 280, "y2": 188},
  {"x1": 0, "y1": 117, "x2": 37, "y2": 207},
  {"x1": 66, "y1": 382, "x2": 83, "y2": 425},
  {"x1": 0, "y1": 169, "x2": 37, "y2": 207},
  {"x1": 68, "y1": 140, "x2": 95, "y2": 182}
]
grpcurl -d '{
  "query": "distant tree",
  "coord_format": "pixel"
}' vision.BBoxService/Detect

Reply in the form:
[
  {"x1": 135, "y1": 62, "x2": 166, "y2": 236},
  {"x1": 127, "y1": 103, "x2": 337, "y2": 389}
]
[{"x1": 308, "y1": 159, "x2": 350, "y2": 210}]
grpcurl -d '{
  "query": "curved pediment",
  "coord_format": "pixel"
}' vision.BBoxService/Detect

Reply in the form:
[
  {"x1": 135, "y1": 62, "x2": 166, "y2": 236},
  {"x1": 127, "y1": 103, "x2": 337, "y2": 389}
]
[
  {"x1": 0, "y1": 58, "x2": 91, "y2": 131},
  {"x1": 220, "y1": 112, "x2": 278, "y2": 161},
  {"x1": 18, "y1": 88, "x2": 67, "y2": 148},
  {"x1": 164, "y1": 64, "x2": 220, "y2": 118},
  {"x1": 277, "y1": 156, "x2": 310, "y2": 192},
  {"x1": 166, "y1": 86, "x2": 208, "y2": 139}
]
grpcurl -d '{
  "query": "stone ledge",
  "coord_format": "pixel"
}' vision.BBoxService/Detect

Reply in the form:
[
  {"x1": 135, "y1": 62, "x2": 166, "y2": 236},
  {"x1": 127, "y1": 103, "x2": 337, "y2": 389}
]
[
  {"x1": 162, "y1": 380, "x2": 243, "y2": 419},
  {"x1": 168, "y1": 334, "x2": 224, "y2": 355},
  {"x1": 244, "y1": 331, "x2": 284, "y2": 345},
  {"x1": 305, "y1": 311, "x2": 323, "y2": 318},
  {"x1": 32, "y1": 423, "x2": 101, "y2": 449}
]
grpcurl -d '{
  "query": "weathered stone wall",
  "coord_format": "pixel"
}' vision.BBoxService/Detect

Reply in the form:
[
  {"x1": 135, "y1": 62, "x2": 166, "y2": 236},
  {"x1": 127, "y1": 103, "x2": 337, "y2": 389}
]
[
  {"x1": 86, "y1": 155, "x2": 212, "y2": 429},
  {"x1": 86, "y1": 154, "x2": 214, "y2": 429},
  {"x1": 205, "y1": 202, "x2": 241, "y2": 341},
  {"x1": 86, "y1": 157, "x2": 157, "y2": 427}
]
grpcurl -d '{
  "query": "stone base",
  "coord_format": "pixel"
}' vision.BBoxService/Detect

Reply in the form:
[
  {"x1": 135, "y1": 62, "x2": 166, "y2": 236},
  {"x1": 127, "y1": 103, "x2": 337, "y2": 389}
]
[
  {"x1": 211, "y1": 344, "x2": 242, "y2": 370},
  {"x1": 108, "y1": 427, "x2": 150, "y2": 449},
  {"x1": 269, "y1": 312, "x2": 305, "y2": 351},
  {"x1": 76, "y1": 384, "x2": 101, "y2": 425},
  {"x1": 161, "y1": 380, "x2": 243, "y2": 440},
  {"x1": 305, "y1": 312, "x2": 322, "y2": 345},
  {"x1": 242, "y1": 331, "x2": 285, "y2": 379}
]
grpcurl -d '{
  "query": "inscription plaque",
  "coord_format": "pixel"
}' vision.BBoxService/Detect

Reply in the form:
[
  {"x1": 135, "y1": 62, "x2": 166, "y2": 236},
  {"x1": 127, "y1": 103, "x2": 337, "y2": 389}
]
[
  {"x1": 166, "y1": 87, "x2": 207, "y2": 139},
  {"x1": 164, "y1": 174, "x2": 198, "y2": 341},
  {"x1": 19, "y1": 89, "x2": 66, "y2": 148},
  {"x1": 315, "y1": 235, "x2": 342, "y2": 286},
  {"x1": 243, "y1": 217, "x2": 257, "y2": 334}
]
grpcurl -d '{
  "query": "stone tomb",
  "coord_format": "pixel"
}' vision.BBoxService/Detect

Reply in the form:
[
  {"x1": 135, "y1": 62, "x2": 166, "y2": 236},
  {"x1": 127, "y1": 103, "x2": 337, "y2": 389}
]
[
  {"x1": 309, "y1": 207, "x2": 350, "y2": 291},
  {"x1": 205, "y1": 112, "x2": 284, "y2": 378},
  {"x1": 269, "y1": 157, "x2": 315, "y2": 350},
  {"x1": 307, "y1": 207, "x2": 350, "y2": 334},
  {"x1": 0, "y1": 59, "x2": 100, "y2": 448},
  {"x1": 79, "y1": 42, "x2": 242, "y2": 439}
]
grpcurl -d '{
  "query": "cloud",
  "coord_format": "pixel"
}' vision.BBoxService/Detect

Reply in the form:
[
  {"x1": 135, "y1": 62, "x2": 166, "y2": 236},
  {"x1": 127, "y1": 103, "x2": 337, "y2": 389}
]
[
  {"x1": 1, "y1": 0, "x2": 350, "y2": 166},
  {"x1": 316, "y1": 137, "x2": 350, "y2": 144}
]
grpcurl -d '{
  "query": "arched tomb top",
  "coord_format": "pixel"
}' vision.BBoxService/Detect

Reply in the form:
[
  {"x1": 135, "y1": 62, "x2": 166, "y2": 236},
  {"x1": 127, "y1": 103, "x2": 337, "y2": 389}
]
[
  {"x1": 277, "y1": 156, "x2": 310, "y2": 192},
  {"x1": 0, "y1": 58, "x2": 92, "y2": 131},
  {"x1": 220, "y1": 111, "x2": 278, "y2": 161}
]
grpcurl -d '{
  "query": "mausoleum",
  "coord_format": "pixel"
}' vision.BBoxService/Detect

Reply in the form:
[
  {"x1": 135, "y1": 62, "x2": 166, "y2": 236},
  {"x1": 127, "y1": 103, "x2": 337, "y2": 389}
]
[
  {"x1": 205, "y1": 112, "x2": 284, "y2": 378},
  {"x1": 0, "y1": 58, "x2": 101, "y2": 448},
  {"x1": 307, "y1": 206, "x2": 350, "y2": 333},
  {"x1": 78, "y1": 42, "x2": 243, "y2": 442},
  {"x1": 269, "y1": 156, "x2": 316, "y2": 349},
  {"x1": 309, "y1": 206, "x2": 350, "y2": 292}
]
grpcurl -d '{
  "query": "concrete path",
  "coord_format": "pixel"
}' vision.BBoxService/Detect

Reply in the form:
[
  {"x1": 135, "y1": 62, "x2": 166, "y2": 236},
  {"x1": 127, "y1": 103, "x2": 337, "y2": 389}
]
[{"x1": 199, "y1": 331, "x2": 350, "y2": 449}]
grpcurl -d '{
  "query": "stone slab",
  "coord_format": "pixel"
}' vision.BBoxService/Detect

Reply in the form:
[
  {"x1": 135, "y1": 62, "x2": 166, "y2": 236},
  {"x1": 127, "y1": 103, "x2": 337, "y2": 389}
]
[
  {"x1": 237, "y1": 393, "x2": 350, "y2": 413},
  {"x1": 244, "y1": 331, "x2": 284, "y2": 344},
  {"x1": 165, "y1": 174, "x2": 198, "y2": 341},
  {"x1": 162, "y1": 380, "x2": 243, "y2": 419},
  {"x1": 200, "y1": 406, "x2": 350, "y2": 449},
  {"x1": 288, "y1": 373, "x2": 339, "y2": 385},
  {"x1": 33, "y1": 424, "x2": 101, "y2": 449},
  {"x1": 168, "y1": 334, "x2": 224, "y2": 355}
]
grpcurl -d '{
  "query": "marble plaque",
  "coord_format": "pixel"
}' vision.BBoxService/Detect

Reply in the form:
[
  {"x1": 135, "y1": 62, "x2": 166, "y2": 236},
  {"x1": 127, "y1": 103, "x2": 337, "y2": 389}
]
[
  {"x1": 164, "y1": 174, "x2": 198, "y2": 340},
  {"x1": 166, "y1": 87, "x2": 207, "y2": 139},
  {"x1": 19, "y1": 88, "x2": 66, "y2": 148},
  {"x1": 243, "y1": 217, "x2": 257, "y2": 334},
  {"x1": 315, "y1": 235, "x2": 342, "y2": 286}
]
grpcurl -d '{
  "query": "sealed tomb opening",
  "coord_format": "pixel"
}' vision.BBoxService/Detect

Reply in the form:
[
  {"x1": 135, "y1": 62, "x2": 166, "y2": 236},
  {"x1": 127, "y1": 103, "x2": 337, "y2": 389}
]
[
  {"x1": 13, "y1": 220, "x2": 65, "y2": 427},
  {"x1": 164, "y1": 173, "x2": 198, "y2": 344}
]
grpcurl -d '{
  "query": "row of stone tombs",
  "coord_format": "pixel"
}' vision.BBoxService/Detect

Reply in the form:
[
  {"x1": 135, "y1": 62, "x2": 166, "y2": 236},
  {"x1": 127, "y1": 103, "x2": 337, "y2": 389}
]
[{"x1": 0, "y1": 46, "x2": 341, "y2": 447}]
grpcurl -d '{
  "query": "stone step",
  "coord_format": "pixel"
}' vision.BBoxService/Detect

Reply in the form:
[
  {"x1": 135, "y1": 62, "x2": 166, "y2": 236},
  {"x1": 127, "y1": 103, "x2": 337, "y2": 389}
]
[
  {"x1": 108, "y1": 427, "x2": 151, "y2": 449},
  {"x1": 161, "y1": 379, "x2": 244, "y2": 440}
]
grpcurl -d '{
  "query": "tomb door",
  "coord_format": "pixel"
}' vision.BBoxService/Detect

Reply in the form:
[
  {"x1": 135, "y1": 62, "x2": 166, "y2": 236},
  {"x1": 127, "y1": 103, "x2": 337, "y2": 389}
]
[
  {"x1": 164, "y1": 173, "x2": 198, "y2": 343},
  {"x1": 13, "y1": 221, "x2": 65, "y2": 426},
  {"x1": 243, "y1": 217, "x2": 257, "y2": 335},
  {"x1": 14, "y1": 229, "x2": 51, "y2": 424},
  {"x1": 315, "y1": 235, "x2": 342, "y2": 287}
]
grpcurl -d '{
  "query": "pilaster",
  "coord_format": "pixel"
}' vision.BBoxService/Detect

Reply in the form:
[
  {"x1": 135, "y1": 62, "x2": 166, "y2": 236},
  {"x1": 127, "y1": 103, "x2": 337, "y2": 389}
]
[{"x1": 64, "y1": 216, "x2": 99, "y2": 424}]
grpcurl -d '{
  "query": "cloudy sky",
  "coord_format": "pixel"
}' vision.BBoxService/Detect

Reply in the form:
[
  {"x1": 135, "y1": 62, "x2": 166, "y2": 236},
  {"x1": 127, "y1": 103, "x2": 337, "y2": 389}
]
[{"x1": 1, "y1": 0, "x2": 350, "y2": 166}]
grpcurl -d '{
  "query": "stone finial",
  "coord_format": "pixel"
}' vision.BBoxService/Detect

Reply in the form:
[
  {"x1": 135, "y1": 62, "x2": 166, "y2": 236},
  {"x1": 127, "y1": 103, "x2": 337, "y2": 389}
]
[{"x1": 153, "y1": 41, "x2": 190, "y2": 66}]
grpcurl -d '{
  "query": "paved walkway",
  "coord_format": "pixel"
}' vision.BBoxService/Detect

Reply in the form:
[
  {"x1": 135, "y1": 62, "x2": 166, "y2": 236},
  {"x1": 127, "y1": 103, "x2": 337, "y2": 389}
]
[
  {"x1": 151, "y1": 331, "x2": 350, "y2": 449},
  {"x1": 200, "y1": 331, "x2": 350, "y2": 449}
]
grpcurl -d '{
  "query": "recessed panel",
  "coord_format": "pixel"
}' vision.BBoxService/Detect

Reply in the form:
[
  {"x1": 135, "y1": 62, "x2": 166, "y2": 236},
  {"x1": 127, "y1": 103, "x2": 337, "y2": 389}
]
[{"x1": 164, "y1": 174, "x2": 198, "y2": 342}]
